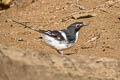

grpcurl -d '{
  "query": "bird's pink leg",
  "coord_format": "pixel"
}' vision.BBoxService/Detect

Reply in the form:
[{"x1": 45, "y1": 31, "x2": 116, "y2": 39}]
[{"x1": 57, "y1": 50, "x2": 64, "y2": 54}]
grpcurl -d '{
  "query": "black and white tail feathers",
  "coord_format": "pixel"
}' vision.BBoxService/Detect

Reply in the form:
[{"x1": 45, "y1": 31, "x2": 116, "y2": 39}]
[
  {"x1": 9, "y1": 19, "x2": 45, "y2": 33},
  {"x1": 9, "y1": 19, "x2": 65, "y2": 41}
]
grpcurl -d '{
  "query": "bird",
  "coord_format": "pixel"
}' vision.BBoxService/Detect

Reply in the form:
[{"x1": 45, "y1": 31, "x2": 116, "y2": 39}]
[{"x1": 9, "y1": 19, "x2": 88, "y2": 54}]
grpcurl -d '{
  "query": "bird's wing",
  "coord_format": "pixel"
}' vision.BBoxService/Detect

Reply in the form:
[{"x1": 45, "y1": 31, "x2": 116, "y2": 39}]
[{"x1": 41, "y1": 30, "x2": 65, "y2": 41}]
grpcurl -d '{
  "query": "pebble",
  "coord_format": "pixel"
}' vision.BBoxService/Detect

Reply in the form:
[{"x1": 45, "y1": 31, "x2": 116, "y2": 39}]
[
  {"x1": 18, "y1": 39, "x2": 24, "y2": 41},
  {"x1": 72, "y1": 13, "x2": 97, "y2": 19}
]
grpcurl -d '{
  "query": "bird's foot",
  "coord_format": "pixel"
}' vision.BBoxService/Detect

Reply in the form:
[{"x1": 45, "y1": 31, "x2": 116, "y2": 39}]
[
  {"x1": 57, "y1": 50, "x2": 74, "y2": 55},
  {"x1": 57, "y1": 50, "x2": 64, "y2": 54}
]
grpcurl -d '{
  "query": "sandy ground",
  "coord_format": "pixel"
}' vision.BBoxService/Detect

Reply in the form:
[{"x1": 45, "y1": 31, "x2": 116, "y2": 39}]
[
  {"x1": 0, "y1": 44, "x2": 119, "y2": 80},
  {"x1": 0, "y1": 0, "x2": 120, "y2": 59}
]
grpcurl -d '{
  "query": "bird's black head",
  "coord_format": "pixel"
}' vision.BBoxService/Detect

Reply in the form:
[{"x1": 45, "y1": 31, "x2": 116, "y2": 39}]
[{"x1": 67, "y1": 22, "x2": 88, "y2": 32}]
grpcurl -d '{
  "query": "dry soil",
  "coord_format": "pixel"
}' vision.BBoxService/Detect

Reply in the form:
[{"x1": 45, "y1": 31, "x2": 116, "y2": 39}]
[{"x1": 0, "y1": 0, "x2": 120, "y2": 59}]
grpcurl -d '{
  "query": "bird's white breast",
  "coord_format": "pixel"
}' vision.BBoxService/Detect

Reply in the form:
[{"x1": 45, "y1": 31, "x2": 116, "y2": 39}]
[{"x1": 43, "y1": 35, "x2": 72, "y2": 50}]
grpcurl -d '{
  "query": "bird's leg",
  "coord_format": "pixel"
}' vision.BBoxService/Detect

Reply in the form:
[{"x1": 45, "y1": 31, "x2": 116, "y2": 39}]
[{"x1": 57, "y1": 50, "x2": 64, "y2": 54}]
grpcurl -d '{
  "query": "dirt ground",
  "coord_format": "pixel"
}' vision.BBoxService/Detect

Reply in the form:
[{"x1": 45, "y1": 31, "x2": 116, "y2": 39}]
[{"x1": 0, "y1": 0, "x2": 120, "y2": 59}]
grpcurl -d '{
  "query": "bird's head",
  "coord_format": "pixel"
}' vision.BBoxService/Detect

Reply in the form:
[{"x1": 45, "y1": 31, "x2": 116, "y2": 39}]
[{"x1": 67, "y1": 22, "x2": 88, "y2": 32}]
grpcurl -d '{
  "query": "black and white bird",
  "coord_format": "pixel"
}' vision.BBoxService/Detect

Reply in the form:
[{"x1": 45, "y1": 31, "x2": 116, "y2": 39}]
[{"x1": 10, "y1": 19, "x2": 88, "y2": 54}]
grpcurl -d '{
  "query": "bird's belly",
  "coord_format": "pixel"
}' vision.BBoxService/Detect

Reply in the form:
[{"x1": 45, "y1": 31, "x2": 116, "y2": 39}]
[{"x1": 43, "y1": 35, "x2": 73, "y2": 50}]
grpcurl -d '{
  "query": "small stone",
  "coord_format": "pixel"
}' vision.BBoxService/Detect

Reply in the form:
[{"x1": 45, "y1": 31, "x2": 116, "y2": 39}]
[
  {"x1": 106, "y1": 1, "x2": 115, "y2": 6},
  {"x1": 61, "y1": 19, "x2": 67, "y2": 22},
  {"x1": 106, "y1": 37, "x2": 110, "y2": 39},
  {"x1": 38, "y1": 37, "x2": 43, "y2": 39},
  {"x1": 18, "y1": 39, "x2": 24, "y2": 41},
  {"x1": 103, "y1": 49, "x2": 106, "y2": 52},
  {"x1": 10, "y1": 24, "x2": 13, "y2": 27},
  {"x1": 103, "y1": 42, "x2": 106, "y2": 44},
  {"x1": 72, "y1": 13, "x2": 97, "y2": 19},
  {"x1": 118, "y1": 17, "x2": 120, "y2": 20}
]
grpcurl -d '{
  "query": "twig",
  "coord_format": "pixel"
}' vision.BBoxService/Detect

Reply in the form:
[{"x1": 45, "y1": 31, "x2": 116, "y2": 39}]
[{"x1": 83, "y1": 33, "x2": 100, "y2": 45}]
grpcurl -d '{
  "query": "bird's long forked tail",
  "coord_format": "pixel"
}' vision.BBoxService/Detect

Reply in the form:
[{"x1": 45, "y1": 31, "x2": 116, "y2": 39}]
[{"x1": 8, "y1": 19, "x2": 45, "y2": 33}]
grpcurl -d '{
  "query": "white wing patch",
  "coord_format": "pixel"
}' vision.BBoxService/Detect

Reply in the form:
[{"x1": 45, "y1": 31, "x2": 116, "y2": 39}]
[
  {"x1": 75, "y1": 32, "x2": 79, "y2": 42},
  {"x1": 59, "y1": 31, "x2": 67, "y2": 41}
]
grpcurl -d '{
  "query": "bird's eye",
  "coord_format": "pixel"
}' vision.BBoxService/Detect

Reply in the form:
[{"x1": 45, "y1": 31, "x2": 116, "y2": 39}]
[{"x1": 76, "y1": 24, "x2": 80, "y2": 28}]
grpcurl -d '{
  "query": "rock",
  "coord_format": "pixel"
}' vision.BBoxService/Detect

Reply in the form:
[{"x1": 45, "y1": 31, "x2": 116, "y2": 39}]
[
  {"x1": 118, "y1": 17, "x2": 120, "y2": 20},
  {"x1": 72, "y1": 13, "x2": 97, "y2": 19},
  {"x1": 1, "y1": 0, "x2": 11, "y2": 5},
  {"x1": 0, "y1": 44, "x2": 120, "y2": 80},
  {"x1": 18, "y1": 39, "x2": 24, "y2": 41},
  {"x1": 105, "y1": 1, "x2": 115, "y2": 7}
]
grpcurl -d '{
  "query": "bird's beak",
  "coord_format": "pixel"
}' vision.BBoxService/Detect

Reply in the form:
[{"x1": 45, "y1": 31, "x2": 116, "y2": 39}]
[{"x1": 82, "y1": 24, "x2": 88, "y2": 26}]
